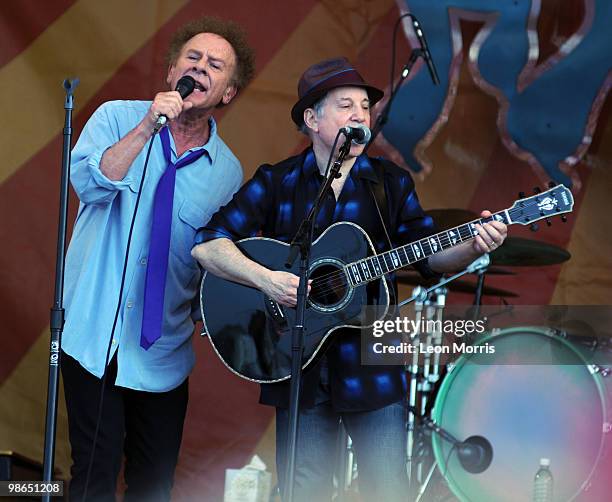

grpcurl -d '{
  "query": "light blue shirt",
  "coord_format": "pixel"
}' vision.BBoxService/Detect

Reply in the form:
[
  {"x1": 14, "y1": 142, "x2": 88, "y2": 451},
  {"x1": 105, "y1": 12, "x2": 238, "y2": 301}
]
[{"x1": 62, "y1": 100, "x2": 242, "y2": 392}]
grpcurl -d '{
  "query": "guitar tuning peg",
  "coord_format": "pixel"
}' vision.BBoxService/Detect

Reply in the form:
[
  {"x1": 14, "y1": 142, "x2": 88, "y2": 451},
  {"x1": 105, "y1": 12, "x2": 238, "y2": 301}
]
[
  {"x1": 546, "y1": 218, "x2": 552, "y2": 227},
  {"x1": 548, "y1": 181, "x2": 556, "y2": 188},
  {"x1": 561, "y1": 215, "x2": 567, "y2": 223},
  {"x1": 530, "y1": 223, "x2": 539, "y2": 232},
  {"x1": 518, "y1": 191, "x2": 525, "y2": 199},
  {"x1": 533, "y1": 187, "x2": 541, "y2": 194}
]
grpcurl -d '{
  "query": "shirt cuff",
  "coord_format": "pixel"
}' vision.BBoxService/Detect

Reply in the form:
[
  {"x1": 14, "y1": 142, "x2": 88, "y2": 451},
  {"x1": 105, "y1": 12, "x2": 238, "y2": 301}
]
[
  {"x1": 87, "y1": 148, "x2": 135, "y2": 191},
  {"x1": 194, "y1": 227, "x2": 234, "y2": 246}
]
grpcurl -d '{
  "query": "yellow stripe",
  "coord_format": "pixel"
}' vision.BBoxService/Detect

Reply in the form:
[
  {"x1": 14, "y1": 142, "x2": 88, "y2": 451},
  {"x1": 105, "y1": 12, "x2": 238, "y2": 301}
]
[
  {"x1": 0, "y1": 327, "x2": 72, "y2": 477},
  {"x1": 0, "y1": 0, "x2": 188, "y2": 185}
]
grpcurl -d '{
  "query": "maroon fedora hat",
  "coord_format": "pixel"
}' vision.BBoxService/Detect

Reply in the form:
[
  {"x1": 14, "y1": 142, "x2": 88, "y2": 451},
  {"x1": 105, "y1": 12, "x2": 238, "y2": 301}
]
[{"x1": 291, "y1": 57, "x2": 384, "y2": 126}]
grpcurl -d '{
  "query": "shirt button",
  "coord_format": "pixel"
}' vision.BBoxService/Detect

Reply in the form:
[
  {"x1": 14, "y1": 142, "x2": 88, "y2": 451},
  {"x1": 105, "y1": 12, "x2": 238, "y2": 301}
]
[
  {"x1": 140, "y1": 258, "x2": 147, "y2": 265},
  {"x1": 112, "y1": 339, "x2": 117, "y2": 345},
  {"x1": 126, "y1": 300, "x2": 134, "y2": 309}
]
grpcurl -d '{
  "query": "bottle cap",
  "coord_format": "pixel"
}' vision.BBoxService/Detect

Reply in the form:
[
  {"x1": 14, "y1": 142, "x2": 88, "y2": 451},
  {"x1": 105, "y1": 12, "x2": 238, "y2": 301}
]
[{"x1": 539, "y1": 458, "x2": 550, "y2": 466}]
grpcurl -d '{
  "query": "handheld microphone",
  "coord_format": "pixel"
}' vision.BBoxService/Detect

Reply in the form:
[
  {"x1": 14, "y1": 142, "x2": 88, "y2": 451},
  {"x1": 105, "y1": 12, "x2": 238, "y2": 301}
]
[
  {"x1": 154, "y1": 75, "x2": 196, "y2": 131},
  {"x1": 339, "y1": 124, "x2": 371, "y2": 145},
  {"x1": 409, "y1": 15, "x2": 440, "y2": 85}
]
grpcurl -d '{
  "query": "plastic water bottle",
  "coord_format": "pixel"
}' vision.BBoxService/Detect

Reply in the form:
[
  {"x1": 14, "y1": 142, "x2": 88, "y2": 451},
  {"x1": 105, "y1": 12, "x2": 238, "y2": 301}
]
[{"x1": 533, "y1": 458, "x2": 553, "y2": 502}]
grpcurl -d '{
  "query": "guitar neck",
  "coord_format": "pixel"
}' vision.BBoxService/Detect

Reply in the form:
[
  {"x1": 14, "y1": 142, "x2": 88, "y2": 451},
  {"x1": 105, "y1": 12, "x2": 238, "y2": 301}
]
[
  {"x1": 345, "y1": 211, "x2": 515, "y2": 286},
  {"x1": 344, "y1": 183, "x2": 573, "y2": 287}
]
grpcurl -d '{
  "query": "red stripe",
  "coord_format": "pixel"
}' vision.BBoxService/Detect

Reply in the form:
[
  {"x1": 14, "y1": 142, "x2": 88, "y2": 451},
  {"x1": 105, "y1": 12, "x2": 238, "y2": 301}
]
[{"x1": 0, "y1": 0, "x2": 77, "y2": 69}]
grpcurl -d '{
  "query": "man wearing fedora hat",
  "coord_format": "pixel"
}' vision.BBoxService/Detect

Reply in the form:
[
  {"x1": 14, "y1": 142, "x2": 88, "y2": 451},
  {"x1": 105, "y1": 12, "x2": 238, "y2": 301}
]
[{"x1": 192, "y1": 57, "x2": 506, "y2": 500}]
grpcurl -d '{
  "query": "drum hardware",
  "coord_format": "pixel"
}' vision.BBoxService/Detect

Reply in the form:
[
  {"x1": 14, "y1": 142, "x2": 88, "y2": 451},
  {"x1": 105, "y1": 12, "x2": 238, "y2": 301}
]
[
  {"x1": 396, "y1": 271, "x2": 518, "y2": 298},
  {"x1": 401, "y1": 255, "x2": 492, "y2": 500},
  {"x1": 421, "y1": 416, "x2": 493, "y2": 474},
  {"x1": 412, "y1": 414, "x2": 494, "y2": 502},
  {"x1": 589, "y1": 364, "x2": 611, "y2": 377},
  {"x1": 489, "y1": 236, "x2": 571, "y2": 266},
  {"x1": 431, "y1": 326, "x2": 611, "y2": 501},
  {"x1": 418, "y1": 292, "x2": 446, "y2": 416},
  {"x1": 406, "y1": 286, "x2": 427, "y2": 488},
  {"x1": 398, "y1": 254, "x2": 491, "y2": 309},
  {"x1": 334, "y1": 421, "x2": 356, "y2": 501},
  {"x1": 414, "y1": 461, "x2": 438, "y2": 502}
]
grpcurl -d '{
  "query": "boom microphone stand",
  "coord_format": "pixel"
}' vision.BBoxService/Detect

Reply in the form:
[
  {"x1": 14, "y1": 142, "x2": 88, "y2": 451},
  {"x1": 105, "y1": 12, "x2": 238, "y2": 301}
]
[
  {"x1": 42, "y1": 78, "x2": 79, "y2": 500},
  {"x1": 282, "y1": 134, "x2": 353, "y2": 502},
  {"x1": 365, "y1": 14, "x2": 439, "y2": 153}
]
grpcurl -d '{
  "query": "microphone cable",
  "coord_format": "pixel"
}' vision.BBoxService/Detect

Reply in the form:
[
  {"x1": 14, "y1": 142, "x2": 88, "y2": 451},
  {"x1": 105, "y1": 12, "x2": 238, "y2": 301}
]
[
  {"x1": 81, "y1": 130, "x2": 158, "y2": 502},
  {"x1": 80, "y1": 76, "x2": 195, "y2": 501}
]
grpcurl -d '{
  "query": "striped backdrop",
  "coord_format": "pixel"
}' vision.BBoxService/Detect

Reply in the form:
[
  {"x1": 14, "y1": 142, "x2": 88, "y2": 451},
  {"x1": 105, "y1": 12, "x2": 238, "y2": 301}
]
[{"x1": 1, "y1": 1, "x2": 610, "y2": 499}]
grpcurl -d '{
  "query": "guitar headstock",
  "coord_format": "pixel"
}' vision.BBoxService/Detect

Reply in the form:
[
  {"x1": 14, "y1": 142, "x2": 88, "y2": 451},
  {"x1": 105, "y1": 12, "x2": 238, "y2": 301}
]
[{"x1": 507, "y1": 184, "x2": 574, "y2": 226}]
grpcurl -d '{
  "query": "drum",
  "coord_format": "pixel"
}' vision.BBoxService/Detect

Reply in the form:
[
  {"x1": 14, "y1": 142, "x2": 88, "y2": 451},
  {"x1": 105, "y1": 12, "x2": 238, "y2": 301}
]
[{"x1": 432, "y1": 327, "x2": 611, "y2": 502}]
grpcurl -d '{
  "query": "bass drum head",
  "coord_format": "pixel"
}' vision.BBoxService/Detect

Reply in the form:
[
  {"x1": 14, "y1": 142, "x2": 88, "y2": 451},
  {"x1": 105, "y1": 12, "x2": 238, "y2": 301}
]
[{"x1": 432, "y1": 327, "x2": 608, "y2": 502}]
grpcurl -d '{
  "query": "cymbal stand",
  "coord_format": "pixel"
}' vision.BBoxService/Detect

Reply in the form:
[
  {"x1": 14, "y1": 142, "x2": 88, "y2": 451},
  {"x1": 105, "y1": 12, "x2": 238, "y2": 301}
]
[
  {"x1": 398, "y1": 254, "x2": 490, "y2": 310},
  {"x1": 406, "y1": 286, "x2": 427, "y2": 487},
  {"x1": 334, "y1": 420, "x2": 356, "y2": 501},
  {"x1": 414, "y1": 462, "x2": 439, "y2": 502},
  {"x1": 419, "y1": 288, "x2": 447, "y2": 416},
  {"x1": 400, "y1": 255, "x2": 490, "y2": 500},
  {"x1": 418, "y1": 300, "x2": 435, "y2": 412}
]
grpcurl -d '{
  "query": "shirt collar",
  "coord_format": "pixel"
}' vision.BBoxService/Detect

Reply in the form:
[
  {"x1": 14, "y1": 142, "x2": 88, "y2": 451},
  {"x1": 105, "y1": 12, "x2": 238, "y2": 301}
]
[
  {"x1": 302, "y1": 146, "x2": 379, "y2": 183},
  {"x1": 166, "y1": 116, "x2": 219, "y2": 165}
]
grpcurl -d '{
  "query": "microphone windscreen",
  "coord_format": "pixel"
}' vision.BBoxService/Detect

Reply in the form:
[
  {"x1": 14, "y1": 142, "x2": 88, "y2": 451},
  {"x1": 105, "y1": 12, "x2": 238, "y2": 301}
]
[{"x1": 176, "y1": 76, "x2": 196, "y2": 99}]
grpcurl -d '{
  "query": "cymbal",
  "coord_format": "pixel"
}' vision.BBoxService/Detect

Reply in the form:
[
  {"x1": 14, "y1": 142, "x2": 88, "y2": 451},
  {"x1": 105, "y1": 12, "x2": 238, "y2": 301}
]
[
  {"x1": 396, "y1": 271, "x2": 518, "y2": 297},
  {"x1": 426, "y1": 209, "x2": 477, "y2": 231},
  {"x1": 484, "y1": 267, "x2": 515, "y2": 276},
  {"x1": 490, "y1": 237, "x2": 571, "y2": 266}
]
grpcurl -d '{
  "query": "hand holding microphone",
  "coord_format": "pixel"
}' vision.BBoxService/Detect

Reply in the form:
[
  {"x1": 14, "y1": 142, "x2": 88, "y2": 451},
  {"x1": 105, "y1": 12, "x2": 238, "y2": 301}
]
[{"x1": 151, "y1": 76, "x2": 196, "y2": 132}]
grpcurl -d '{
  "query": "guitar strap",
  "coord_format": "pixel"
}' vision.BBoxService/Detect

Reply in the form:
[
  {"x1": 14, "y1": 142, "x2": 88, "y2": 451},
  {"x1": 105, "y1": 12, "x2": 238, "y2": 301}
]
[
  {"x1": 367, "y1": 157, "x2": 398, "y2": 310},
  {"x1": 368, "y1": 158, "x2": 393, "y2": 251}
]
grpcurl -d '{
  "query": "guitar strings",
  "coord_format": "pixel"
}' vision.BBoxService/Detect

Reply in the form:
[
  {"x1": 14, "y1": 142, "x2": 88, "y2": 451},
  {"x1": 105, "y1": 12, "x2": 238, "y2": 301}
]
[
  {"x1": 298, "y1": 204, "x2": 534, "y2": 297},
  {"x1": 305, "y1": 222, "x2": 482, "y2": 297}
]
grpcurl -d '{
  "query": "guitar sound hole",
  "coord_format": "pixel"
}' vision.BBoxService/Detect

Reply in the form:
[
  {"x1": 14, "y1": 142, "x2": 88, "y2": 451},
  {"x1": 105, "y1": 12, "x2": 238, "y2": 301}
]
[{"x1": 308, "y1": 262, "x2": 350, "y2": 311}]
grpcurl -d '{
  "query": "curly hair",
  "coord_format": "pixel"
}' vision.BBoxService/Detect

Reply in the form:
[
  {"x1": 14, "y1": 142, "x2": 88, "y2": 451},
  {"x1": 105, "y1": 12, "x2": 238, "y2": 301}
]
[{"x1": 166, "y1": 16, "x2": 255, "y2": 92}]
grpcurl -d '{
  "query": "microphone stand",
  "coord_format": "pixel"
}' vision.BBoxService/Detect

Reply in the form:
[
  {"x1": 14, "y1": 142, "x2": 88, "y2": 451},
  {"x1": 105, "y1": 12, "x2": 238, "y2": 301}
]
[
  {"x1": 42, "y1": 78, "x2": 79, "y2": 500},
  {"x1": 364, "y1": 48, "x2": 424, "y2": 155},
  {"x1": 419, "y1": 416, "x2": 493, "y2": 474},
  {"x1": 413, "y1": 415, "x2": 492, "y2": 502},
  {"x1": 282, "y1": 136, "x2": 352, "y2": 502}
]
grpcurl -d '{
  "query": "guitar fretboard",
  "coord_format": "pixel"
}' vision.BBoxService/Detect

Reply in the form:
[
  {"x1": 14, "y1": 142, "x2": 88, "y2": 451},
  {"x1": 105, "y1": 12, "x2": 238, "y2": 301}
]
[{"x1": 345, "y1": 211, "x2": 510, "y2": 286}]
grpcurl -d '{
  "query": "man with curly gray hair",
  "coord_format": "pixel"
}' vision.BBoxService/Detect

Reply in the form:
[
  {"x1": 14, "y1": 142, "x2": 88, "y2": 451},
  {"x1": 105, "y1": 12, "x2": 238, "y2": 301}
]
[{"x1": 61, "y1": 16, "x2": 255, "y2": 502}]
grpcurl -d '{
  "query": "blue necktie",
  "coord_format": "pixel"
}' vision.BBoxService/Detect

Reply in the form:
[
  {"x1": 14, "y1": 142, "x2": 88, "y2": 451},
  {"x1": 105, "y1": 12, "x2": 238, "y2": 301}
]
[{"x1": 140, "y1": 127, "x2": 207, "y2": 350}]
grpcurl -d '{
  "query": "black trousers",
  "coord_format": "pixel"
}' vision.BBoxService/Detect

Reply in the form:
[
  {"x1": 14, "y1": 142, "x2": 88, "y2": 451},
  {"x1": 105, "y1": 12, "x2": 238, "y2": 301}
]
[{"x1": 61, "y1": 352, "x2": 188, "y2": 502}]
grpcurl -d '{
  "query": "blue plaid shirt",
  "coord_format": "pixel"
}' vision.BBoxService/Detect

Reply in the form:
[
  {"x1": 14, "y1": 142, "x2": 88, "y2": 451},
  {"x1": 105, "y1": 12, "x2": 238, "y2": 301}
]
[{"x1": 197, "y1": 148, "x2": 436, "y2": 410}]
